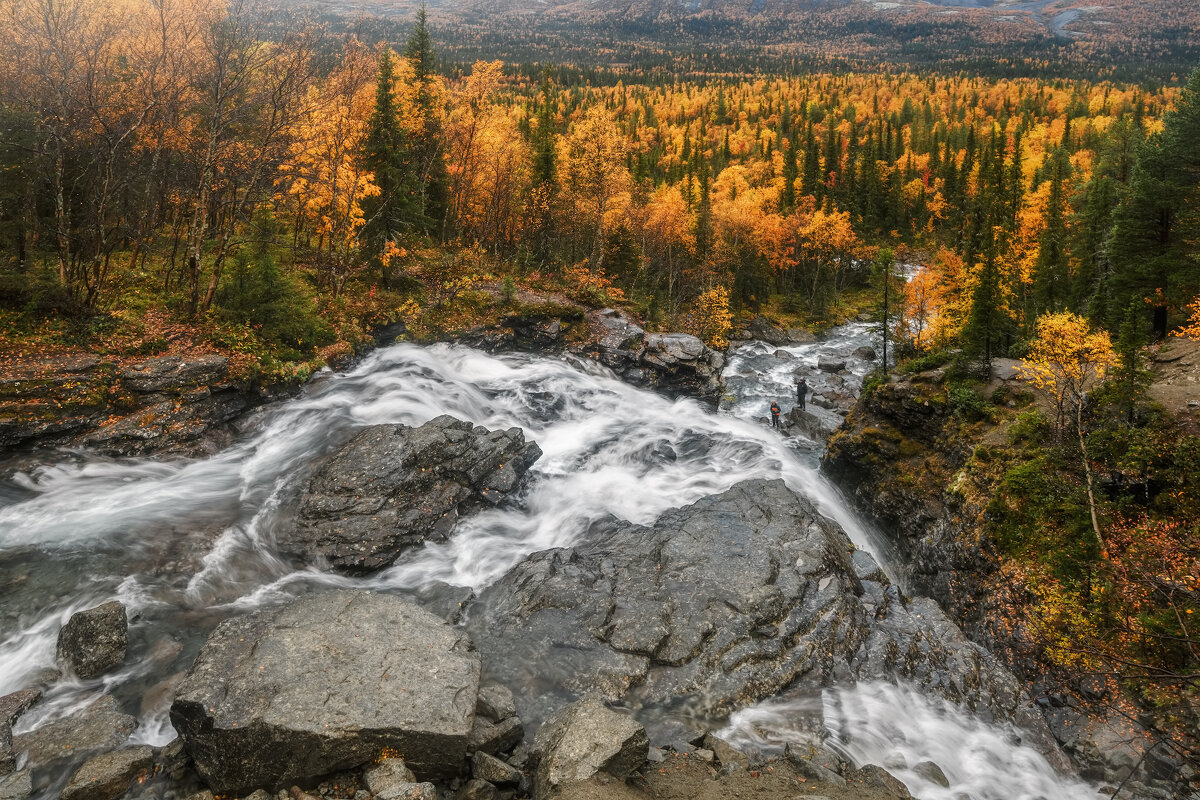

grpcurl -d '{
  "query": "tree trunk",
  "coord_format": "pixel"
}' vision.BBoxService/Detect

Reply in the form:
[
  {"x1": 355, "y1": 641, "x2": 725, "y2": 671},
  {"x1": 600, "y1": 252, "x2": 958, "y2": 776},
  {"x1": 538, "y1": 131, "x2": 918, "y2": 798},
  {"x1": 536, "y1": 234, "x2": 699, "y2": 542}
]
[{"x1": 1077, "y1": 397, "x2": 1106, "y2": 556}]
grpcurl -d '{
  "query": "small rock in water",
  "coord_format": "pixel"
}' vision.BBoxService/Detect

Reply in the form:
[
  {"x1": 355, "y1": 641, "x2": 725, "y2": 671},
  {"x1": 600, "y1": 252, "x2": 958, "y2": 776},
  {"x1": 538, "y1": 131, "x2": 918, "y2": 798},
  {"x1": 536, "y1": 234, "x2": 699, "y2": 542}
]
[
  {"x1": 0, "y1": 690, "x2": 40, "y2": 776},
  {"x1": 913, "y1": 759, "x2": 950, "y2": 787},
  {"x1": 56, "y1": 601, "x2": 128, "y2": 679},
  {"x1": 60, "y1": 746, "x2": 154, "y2": 800},
  {"x1": 818, "y1": 357, "x2": 846, "y2": 373},
  {"x1": 469, "y1": 715, "x2": 524, "y2": 756},
  {"x1": 854, "y1": 346, "x2": 877, "y2": 361},
  {"x1": 475, "y1": 685, "x2": 517, "y2": 723}
]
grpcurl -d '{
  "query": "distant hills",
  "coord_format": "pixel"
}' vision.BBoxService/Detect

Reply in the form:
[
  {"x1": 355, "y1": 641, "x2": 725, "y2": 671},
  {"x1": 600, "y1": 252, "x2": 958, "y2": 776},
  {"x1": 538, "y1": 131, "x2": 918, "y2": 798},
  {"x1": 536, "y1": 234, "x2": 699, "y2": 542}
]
[{"x1": 296, "y1": 0, "x2": 1200, "y2": 80}]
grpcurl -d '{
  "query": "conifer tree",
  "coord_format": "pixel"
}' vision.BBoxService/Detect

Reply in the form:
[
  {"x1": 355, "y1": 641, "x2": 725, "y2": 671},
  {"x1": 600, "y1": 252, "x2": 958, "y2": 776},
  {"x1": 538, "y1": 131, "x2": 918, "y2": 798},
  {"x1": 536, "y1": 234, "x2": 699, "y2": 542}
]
[
  {"x1": 1034, "y1": 148, "x2": 1071, "y2": 314},
  {"x1": 405, "y1": 3, "x2": 448, "y2": 232},
  {"x1": 360, "y1": 48, "x2": 415, "y2": 285},
  {"x1": 1109, "y1": 66, "x2": 1200, "y2": 337}
]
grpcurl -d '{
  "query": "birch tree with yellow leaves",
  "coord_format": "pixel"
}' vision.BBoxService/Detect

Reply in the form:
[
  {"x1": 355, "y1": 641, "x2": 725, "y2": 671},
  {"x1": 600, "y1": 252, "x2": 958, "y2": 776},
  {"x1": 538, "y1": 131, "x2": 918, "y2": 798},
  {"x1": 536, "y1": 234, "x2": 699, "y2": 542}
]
[{"x1": 1021, "y1": 311, "x2": 1118, "y2": 550}]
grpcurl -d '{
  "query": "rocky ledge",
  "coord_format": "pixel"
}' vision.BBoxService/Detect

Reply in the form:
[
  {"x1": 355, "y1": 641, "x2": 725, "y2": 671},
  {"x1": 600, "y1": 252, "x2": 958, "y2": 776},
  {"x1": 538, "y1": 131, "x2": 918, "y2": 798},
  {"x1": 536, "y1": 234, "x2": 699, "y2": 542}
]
[
  {"x1": 462, "y1": 307, "x2": 725, "y2": 405},
  {"x1": 467, "y1": 478, "x2": 1057, "y2": 754},
  {"x1": 278, "y1": 415, "x2": 542, "y2": 574},
  {"x1": 0, "y1": 353, "x2": 262, "y2": 457}
]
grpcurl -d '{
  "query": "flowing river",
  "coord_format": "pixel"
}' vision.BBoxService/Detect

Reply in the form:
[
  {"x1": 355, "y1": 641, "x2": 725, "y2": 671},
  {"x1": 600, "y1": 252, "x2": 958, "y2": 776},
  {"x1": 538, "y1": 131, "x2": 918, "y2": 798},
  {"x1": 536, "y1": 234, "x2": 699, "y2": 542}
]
[{"x1": 0, "y1": 325, "x2": 1100, "y2": 799}]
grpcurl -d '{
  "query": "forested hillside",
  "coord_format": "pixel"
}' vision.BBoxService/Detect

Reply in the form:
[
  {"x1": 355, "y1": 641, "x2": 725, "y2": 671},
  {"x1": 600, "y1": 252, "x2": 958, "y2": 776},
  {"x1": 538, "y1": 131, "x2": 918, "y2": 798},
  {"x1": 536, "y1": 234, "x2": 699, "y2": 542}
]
[{"x1": 2, "y1": 0, "x2": 1198, "y2": 372}]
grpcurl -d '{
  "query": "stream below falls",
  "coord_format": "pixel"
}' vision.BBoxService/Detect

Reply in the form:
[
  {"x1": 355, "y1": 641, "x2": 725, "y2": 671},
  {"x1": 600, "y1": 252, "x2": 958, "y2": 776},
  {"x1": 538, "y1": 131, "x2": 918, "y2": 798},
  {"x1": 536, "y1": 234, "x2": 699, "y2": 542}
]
[{"x1": 0, "y1": 323, "x2": 1101, "y2": 800}]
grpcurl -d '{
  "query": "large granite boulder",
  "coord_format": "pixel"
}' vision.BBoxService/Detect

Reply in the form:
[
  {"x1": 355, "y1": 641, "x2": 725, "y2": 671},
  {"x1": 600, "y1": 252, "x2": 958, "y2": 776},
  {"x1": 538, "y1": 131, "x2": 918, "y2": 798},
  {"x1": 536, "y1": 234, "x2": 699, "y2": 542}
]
[
  {"x1": 469, "y1": 480, "x2": 1046, "y2": 744},
  {"x1": 56, "y1": 601, "x2": 128, "y2": 679},
  {"x1": 170, "y1": 590, "x2": 481, "y2": 795},
  {"x1": 279, "y1": 416, "x2": 542, "y2": 574}
]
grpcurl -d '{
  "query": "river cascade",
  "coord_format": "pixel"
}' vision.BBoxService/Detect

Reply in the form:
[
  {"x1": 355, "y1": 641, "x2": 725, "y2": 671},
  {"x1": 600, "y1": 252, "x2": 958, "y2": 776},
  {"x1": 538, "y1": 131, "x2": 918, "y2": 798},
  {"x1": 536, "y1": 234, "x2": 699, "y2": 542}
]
[{"x1": 0, "y1": 324, "x2": 1102, "y2": 799}]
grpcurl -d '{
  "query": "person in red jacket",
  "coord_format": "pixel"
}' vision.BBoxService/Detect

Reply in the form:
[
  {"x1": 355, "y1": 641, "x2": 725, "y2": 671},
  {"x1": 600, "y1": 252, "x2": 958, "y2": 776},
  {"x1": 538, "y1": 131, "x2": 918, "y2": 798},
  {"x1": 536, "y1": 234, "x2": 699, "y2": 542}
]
[{"x1": 770, "y1": 400, "x2": 781, "y2": 428}]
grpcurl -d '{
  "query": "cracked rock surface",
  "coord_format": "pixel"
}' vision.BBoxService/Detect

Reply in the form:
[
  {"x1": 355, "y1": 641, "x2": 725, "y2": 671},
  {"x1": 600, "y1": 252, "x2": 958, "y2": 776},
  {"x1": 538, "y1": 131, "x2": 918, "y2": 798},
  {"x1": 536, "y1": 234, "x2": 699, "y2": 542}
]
[{"x1": 469, "y1": 479, "x2": 1049, "y2": 748}]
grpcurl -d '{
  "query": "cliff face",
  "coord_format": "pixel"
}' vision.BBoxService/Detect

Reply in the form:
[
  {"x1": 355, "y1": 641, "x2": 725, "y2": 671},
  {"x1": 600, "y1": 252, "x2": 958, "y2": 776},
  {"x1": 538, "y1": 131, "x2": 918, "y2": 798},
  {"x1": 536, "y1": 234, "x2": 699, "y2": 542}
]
[{"x1": 822, "y1": 371, "x2": 998, "y2": 626}]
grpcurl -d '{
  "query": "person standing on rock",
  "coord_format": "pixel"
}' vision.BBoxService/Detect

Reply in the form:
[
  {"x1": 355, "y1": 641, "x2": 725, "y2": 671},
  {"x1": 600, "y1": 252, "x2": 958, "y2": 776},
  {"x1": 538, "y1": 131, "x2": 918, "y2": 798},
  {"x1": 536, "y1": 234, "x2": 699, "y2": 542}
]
[
  {"x1": 796, "y1": 377, "x2": 808, "y2": 411},
  {"x1": 770, "y1": 400, "x2": 781, "y2": 429}
]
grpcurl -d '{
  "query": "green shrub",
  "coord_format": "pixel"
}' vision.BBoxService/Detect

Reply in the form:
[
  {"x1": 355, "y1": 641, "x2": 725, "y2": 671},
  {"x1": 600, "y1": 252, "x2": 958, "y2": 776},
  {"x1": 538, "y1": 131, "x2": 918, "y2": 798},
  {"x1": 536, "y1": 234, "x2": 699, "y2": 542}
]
[
  {"x1": 1008, "y1": 409, "x2": 1050, "y2": 446},
  {"x1": 948, "y1": 381, "x2": 992, "y2": 422},
  {"x1": 215, "y1": 250, "x2": 334, "y2": 361},
  {"x1": 860, "y1": 368, "x2": 888, "y2": 399},
  {"x1": 900, "y1": 348, "x2": 953, "y2": 374}
]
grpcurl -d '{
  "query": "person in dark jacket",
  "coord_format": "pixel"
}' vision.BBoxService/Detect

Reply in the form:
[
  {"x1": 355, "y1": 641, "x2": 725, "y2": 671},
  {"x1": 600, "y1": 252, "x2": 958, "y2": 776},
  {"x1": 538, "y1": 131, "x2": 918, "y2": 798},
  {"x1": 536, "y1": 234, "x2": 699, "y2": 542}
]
[
  {"x1": 796, "y1": 377, "x2": 808, "y2": 410},
  {"x1": 770, "y1": 400, "x2": 781, "y2": 428}
]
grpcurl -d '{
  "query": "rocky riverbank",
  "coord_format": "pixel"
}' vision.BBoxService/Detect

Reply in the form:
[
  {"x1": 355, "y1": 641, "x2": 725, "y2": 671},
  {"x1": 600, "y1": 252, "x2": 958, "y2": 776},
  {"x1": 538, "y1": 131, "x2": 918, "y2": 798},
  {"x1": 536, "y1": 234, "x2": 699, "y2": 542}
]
[
  {"x1": 0, "y1": 303, "x2": 725, "y2": 459},
  {"x1": 822, "y1": 360, "x2": 1197, "y2": 799}
]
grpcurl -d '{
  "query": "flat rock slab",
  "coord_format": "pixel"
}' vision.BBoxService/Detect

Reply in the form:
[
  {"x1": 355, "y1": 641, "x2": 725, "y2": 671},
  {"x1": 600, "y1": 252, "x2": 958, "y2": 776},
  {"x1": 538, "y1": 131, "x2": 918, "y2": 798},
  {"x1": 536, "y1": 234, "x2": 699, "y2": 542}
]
[
  {"x1": 279, "y1": 416, "x2": 541, "y2": 574},
  {"x1": 121, "y1": 355, "x2": 229, "y2": 393},
  {"x1": 61, "y1": 746, "x2": 154, "y2": 800},
  {"x1": 57, "y1": 601, "x2": 128, "y2": 679},
  {"x1": 170, "y1": 590, "x2": 481, "y2": 795},
  {"x1": 12, "y1": 696, "x2": 136, "y2": 772}
]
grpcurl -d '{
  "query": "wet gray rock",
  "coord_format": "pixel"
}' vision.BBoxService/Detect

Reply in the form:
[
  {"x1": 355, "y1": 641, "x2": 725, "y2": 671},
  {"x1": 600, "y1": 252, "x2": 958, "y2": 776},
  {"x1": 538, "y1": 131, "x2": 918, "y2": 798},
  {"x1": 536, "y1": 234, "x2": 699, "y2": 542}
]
[
  {"x1": 853, "y1": 764, "x2": 911, "y2": 797},
  {"x1": 0, "y1": 770, "x2": 30, "y2": 800},
  {"x1": 170, "y1": 590, "x2": 481, "y2": 795},
  {"x1": 703, "y1": 734, "x2": 749, "y2": 773},
  {"x1": 639, "y1": 333, "x2": 724, "y2": 403},
  {"x1": 56, "y1": 601, "x2": 128, "y2": 679},
  {"x1": 570, "y1": 311, "x2": 725, "y2": 404},
  {"x1": 817, "y1": 356, "x2": 846, "y2": 373},
  {"x1": 455, "y1": 779, "x2": 499, "y2": 800},
  {"x1": 476, "y1": 685, "x2": 517, "y2": 723},
  {"x1": 586, "y1": 309, "x2": 646, "y2": 370},
  {"x1": 471, "y1": 751, "x2": 521, "y2": 785},
  {"x1": 913, "y1": 760, "x2": 950, "y2": 788},
  {"x1": 470, "y1": 480, "x2": 1050, "y2": 745},
  {"x1": 853, "y1": 346, "x2": 877, "y2": 361},
  {"x1": 12, "y1": 696, "x2": 137, "y2": 772},
  {"x1": 783, "y1": 407, "x2": 840, "y2": 441},
  {"x1": 280, "y1": 416, "x2": 541, "y2": 574},
  {"x1": 81, "y1": 391, "x2": 248, "y2": 453},
  {"x1": 60, "y1": 745, "x2": 154, "y2": 800},
  {"x1": 737, "y1": 316, "x2": 814, "y2": 346},
  {"x1": 0, "y1": 690, "x2": 39, "y2": 776},
  {"x1": 533, "y1": 699, "x2": 648, "y2": 800},
  {"x1": 121, "y1": 355, "x2": 229, "y2": 393},
  {"x1": 469, "y1": 715, "x2": 524, "y2": 756}
]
